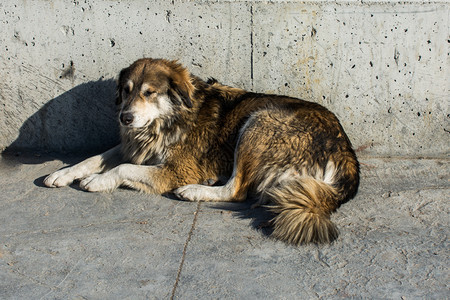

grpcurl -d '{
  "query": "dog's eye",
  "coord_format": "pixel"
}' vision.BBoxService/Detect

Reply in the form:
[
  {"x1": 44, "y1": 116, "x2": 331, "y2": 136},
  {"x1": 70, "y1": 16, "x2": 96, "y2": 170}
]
[{"x1": 143, "y1": 90, "x2": 155, "y2": 97}]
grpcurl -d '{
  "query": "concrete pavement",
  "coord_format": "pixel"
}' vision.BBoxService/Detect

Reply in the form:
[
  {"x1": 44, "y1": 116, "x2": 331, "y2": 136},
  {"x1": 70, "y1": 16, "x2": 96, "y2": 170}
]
[{"x1": 0, "y1": 153, "x2": 448, "y2": 299}]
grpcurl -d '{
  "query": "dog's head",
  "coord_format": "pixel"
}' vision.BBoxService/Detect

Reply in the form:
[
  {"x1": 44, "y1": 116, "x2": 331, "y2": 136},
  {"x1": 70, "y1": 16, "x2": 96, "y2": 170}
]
[{"x1": 116, "y1": 58, "x2": 195, "y2": 128}]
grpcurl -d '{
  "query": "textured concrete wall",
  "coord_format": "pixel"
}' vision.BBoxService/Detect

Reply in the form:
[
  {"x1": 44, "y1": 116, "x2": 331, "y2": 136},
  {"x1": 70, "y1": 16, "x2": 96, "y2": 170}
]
[{"x1": 1, "y1": 1, "x2": 448, "y2": 157}]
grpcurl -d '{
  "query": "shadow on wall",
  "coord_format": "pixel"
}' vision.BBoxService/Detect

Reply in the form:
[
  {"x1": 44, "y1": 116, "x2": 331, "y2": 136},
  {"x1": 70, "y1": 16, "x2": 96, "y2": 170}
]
[{"x1": 5, "y1": 78, "x2": 120, "y2": 163}]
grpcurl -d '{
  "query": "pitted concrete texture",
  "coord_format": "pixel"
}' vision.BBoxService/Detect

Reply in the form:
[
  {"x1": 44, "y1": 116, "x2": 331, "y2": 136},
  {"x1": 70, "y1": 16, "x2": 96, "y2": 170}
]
[
  {"x1": 0, "y1": 154, "x2": 448, "y2": 299},
  {"x1": 1, "y1": 1, "x2": 449, "y2": 157}
]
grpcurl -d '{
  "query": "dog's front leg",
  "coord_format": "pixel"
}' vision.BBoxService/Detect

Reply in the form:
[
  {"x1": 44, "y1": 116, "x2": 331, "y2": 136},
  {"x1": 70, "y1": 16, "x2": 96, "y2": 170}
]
[
  {"x1": 79, "y1": 164, "x2": 172, "y2": 194},
  {"x1": 44, "y1": 145, "x2": 122, "y2": 188}
]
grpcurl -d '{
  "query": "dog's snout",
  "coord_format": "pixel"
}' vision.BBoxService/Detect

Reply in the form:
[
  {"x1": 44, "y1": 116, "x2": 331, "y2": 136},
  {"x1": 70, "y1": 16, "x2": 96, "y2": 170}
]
[{"x1": 120, "y1": 112, "x2": 134, "y2": 125}]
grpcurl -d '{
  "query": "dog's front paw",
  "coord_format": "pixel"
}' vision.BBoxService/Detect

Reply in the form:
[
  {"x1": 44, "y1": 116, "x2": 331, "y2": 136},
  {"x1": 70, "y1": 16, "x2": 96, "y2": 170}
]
[
  {"x1": 44, "y1": 168, "x2": 77, "y2": 188},
  {"x1": 80, "y1": 173, "x2": 118, "y2": 192}
]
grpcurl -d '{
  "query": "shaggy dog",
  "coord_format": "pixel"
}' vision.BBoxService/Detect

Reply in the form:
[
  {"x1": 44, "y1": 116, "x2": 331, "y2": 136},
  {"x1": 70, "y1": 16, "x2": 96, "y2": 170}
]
[{"x1": 45, "y1": 58, "x2": 359, "y2": 245}]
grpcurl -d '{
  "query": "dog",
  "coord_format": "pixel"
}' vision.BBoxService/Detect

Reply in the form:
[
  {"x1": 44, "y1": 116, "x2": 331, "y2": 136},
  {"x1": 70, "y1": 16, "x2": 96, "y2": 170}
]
[{"x1": 44, "y1": 58, "x2": 360, "y2": 245}]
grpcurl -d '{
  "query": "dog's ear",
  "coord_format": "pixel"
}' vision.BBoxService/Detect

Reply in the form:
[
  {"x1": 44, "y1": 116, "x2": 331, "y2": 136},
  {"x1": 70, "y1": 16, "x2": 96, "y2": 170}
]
[
  {"x1": 168, "y1": 80, "x2": 193, "y2": 108},
  {"x1": 167, "y1": 62, "x2": 195, "y2": 108}
]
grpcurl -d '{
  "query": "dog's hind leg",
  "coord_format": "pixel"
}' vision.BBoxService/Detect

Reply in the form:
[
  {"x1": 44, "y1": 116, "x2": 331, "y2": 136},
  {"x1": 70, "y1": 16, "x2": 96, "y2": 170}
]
[{"x1": 174, "y1": 116, "x2": 264, "y2": 203}]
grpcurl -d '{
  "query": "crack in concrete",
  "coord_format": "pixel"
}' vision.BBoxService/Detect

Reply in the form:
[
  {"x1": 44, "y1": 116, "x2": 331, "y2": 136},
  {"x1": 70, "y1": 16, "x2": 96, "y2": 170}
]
[{"x1": 170, "y1": 201, "x2": 201, "y2": 300}]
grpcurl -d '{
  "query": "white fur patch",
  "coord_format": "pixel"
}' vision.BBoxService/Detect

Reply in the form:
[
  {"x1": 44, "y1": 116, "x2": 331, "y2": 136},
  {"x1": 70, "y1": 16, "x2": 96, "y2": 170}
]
[
  {"x1": 140, "y1": 83, "x2": 152, "y2": 93},
  {"x1": 256, "y1": 167, "x2": 297, "y2": 193},
  {"x1": 156, "y1": 94, "x2": 174, "y2": 116},
  {"x1": 123, "y1": 94, "x2": 174, "y2": 128},
  {"x1": 130, "y1": 103, "x2": 158, "y2": 128},
  {"x1": 322, "y1": 161, "x2": 337, "y2": 185},
  {"x1": 256, "y1": 161, "x2": 336, "y2": 194},
  {"x1": 126, "y1": 80, "x2": 133, "y2": 90}
]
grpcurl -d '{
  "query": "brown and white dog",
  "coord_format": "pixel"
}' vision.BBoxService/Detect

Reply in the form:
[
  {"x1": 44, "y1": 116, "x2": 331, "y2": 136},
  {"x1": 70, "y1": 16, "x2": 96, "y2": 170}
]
[{"x1": 44, "y1": 58, "x2": 359, "y2": 245}]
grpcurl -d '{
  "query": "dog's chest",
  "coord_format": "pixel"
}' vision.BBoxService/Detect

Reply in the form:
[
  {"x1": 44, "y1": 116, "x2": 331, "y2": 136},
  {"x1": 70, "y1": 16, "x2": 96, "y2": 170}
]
[{"x1": 120, "y1": 125, "x2": 184, "y2": 165}]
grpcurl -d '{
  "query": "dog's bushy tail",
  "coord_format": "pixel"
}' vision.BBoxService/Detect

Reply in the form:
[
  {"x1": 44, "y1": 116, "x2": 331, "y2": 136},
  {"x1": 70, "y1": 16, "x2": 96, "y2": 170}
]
[{"x1": 267, "y1": 176, "x2": 340, "y2": 245}]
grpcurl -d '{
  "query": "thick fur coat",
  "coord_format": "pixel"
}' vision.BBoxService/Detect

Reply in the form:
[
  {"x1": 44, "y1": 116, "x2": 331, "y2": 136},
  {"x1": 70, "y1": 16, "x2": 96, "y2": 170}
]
[{"x1": 45, "y1": 58, "x2": 360, "y2": 245}]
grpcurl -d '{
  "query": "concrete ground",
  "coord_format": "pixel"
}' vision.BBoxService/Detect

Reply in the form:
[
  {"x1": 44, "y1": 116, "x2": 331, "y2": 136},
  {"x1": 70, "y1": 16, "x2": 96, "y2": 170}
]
[{"x1": 0, "y1": 153, "x2": 448, "y2": 299}]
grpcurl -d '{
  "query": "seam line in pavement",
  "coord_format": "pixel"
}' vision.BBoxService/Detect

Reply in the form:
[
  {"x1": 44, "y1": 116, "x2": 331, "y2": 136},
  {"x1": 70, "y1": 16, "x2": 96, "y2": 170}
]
[{"x1": 170, "y1": 201, "x2": 201, "y2": 300}]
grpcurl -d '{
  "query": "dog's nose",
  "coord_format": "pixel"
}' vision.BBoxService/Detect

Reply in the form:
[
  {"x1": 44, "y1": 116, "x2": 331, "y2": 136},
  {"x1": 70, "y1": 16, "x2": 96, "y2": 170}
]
[{"x1": 120, "y1": 112, "x2": 134, "y2": 125}]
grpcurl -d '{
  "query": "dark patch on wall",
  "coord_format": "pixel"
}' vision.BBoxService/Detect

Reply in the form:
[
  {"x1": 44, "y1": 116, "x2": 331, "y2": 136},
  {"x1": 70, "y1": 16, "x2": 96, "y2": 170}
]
[
  {"x1": 394, "y1": 48, "x2": 400, "y2": 66},
  {"x1": 165, "y1": 10, "x2": 172, "y2": 23},
  {"x1": 60, "y1": 61, "x2": 75, "y2": 80}
]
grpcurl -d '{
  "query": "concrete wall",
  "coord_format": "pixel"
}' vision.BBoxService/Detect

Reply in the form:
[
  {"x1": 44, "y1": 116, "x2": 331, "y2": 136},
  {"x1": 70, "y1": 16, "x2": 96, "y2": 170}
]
[{"x1": 1, "y1": 1, "x2": 448, "y2": 157}]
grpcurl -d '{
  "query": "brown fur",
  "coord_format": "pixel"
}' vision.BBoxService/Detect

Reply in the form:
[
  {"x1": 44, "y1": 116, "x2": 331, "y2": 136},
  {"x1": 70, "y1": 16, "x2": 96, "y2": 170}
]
[{"x1": 44, "y1": 58, "x2": 360, "y2": 245}]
